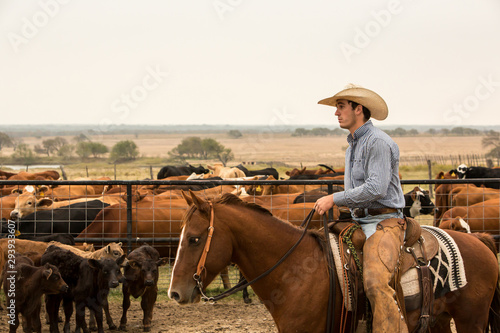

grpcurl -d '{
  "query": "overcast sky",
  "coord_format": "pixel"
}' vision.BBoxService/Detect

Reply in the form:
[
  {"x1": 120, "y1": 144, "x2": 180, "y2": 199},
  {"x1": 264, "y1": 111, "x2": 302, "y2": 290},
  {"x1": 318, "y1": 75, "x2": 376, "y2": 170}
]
[{"x1": 1, "y1": 1, "x2": 499, "y2": 130}]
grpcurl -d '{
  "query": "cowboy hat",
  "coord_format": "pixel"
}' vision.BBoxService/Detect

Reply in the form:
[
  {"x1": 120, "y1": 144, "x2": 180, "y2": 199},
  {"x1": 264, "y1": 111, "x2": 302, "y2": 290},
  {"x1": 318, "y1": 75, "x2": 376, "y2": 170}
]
[{"x1": 318, "y1": 84, "x2": 388, "y2": 120}]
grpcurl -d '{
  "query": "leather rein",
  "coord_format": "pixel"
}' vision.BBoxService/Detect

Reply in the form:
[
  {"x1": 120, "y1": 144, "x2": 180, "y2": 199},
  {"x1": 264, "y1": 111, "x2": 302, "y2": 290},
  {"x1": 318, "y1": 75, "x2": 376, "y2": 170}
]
[{"x1": 192, "y1": 203, "x2": 337, "y2": 332}]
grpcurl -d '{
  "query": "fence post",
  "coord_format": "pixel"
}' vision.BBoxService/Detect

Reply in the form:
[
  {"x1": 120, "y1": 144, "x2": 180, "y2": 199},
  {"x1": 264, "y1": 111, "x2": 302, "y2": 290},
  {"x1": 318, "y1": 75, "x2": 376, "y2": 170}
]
[
  {"x1": 150, "y1": 166, "x2": 153, "y2": 179},
  {"x1": 487, "y1": 159, "x2": 493, "y2": 168},
  {"x1": 60, "y1": 165, "x2": 68, "y2": 180},
  {"x1": 126, "y1": 183, "x2": 132, "y2": 255},
  {"x1": 86, "y1": 165, "x2": 89, "y2": 177},
  {"x1": 427, "y1": 160, "x2": 433, "y2": 198},
  {"x1": 114, "y1": 164, "x2": 117, "y2": 180}
]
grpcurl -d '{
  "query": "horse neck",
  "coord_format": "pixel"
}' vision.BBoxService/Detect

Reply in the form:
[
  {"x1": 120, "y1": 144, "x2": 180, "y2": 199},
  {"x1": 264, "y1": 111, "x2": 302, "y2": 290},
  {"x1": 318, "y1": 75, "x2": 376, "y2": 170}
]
[{"x1": 220, "y1": 204, "x2": 326, "y2": 289}]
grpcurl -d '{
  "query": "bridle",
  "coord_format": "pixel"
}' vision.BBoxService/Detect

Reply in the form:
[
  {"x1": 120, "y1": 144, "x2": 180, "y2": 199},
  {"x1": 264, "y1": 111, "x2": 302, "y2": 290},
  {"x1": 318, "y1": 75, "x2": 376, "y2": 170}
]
[
  {"x1": 191, "y1": 202, "x2": 336, "y2": 333},
  {"x1": 192, "y1": 201, "x2": 319, "y2": 303}
]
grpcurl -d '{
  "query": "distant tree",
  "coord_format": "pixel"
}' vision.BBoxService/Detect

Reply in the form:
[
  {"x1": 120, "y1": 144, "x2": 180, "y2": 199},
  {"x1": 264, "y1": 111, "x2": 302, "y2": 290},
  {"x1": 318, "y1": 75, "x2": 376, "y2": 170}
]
[
  {"x1": 11, "y1": 143, "x2": 35, "y2": 164},
  {"x1": 217, "y1": 148, "x2": 234, "y2": 166},
  {"x1": 173, "y1": 137, "x2": 203, "y2": 158},
  {"x1": 109, "y1": 140, "x2": 139, "y2": 163},
  {"x1": 292, "y1": 128, "x2": 308, "y2": 137},
  {"x1": 311, "y1": 128, "x2": 331, "y2": 136},
  {"x1": 483, "y1": 131, "x2": 500, "y2": 160},
  {"x1": 88, "y1": 142, "x2": 108, "y2": 158},
  {"x1": 0, "y1": 132, "x2": 13, "y2": 151},
  {"x1": 42, "y1": 137, "x2": 68, "y2": 156},
  {"x1": 228, "y1": 130, "x2": 243, "y2": 139},
  {"x1": 73, "y1": 133, "x2": 91, "y2": 143},
  {"x1": 168, "y1": 137, "x2": 233, "y2": 164},
  {"x1": 57, "y1": 144, "x2": 75, "y2": 158},
  {"x1": 75, "y1": 142, "x2": 92, "y2": 159},
  {"x1": 34, "y1": 144, "x2": 48, "y2": 155}
]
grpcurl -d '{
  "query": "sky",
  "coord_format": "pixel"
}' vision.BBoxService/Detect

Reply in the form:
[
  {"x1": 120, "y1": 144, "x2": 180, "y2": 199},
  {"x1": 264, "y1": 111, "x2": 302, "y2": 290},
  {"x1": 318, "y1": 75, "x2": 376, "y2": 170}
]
[{"x1": 1, "y1": 1, "x2": 500, "y2": 130}]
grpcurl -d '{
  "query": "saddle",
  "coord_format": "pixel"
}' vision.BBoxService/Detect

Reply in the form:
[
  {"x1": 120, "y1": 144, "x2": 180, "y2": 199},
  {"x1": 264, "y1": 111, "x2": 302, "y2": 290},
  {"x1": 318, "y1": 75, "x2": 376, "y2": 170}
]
[{"x1": 330, "y1": 217, "x2": 439, "y2": 333}]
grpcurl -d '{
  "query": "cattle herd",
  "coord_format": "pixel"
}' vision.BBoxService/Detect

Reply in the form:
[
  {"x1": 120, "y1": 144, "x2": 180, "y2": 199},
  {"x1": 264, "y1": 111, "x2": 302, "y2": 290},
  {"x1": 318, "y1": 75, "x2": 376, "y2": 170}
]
[{"x1": 0, "y1": 162, "x2": 499, "y2": 332}]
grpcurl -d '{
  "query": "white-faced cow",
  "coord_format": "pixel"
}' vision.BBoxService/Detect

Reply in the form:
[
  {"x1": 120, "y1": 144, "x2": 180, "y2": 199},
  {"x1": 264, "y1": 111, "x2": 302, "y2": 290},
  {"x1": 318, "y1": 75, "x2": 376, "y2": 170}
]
[
  {"x1": 456, "y1": 164, "x2": 500, "y2": 189},
  {"x1": 403, "y1": 186, "x2": 435, "y2": 218}
]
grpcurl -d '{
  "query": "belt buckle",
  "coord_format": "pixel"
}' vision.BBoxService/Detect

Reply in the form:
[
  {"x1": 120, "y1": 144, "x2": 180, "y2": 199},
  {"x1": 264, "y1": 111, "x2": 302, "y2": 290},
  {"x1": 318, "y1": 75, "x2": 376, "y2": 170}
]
[{"x1": 353, "y1": 208, "x2": 365, "y2": 218}]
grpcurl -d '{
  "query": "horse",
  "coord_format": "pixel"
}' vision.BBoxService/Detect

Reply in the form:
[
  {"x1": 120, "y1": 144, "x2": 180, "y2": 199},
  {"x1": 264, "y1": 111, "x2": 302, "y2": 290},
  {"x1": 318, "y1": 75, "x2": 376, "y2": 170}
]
[{"x1": 168, "y1": 192, "x2": 500, "y2": 333}]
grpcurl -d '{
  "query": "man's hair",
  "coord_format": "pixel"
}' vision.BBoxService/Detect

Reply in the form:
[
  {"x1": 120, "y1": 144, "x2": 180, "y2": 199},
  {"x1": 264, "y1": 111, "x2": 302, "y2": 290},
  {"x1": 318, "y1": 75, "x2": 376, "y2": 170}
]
[{"x1": 348, "y1": 101, "x2": 371, "y2": 121}]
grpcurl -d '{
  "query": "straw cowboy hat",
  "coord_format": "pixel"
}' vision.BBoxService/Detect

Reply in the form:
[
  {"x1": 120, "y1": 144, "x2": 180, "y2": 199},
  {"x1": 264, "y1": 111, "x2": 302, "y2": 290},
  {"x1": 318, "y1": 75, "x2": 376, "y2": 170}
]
[{"x1": 318, "y1": 84, "x2": 388, "y2": 120}]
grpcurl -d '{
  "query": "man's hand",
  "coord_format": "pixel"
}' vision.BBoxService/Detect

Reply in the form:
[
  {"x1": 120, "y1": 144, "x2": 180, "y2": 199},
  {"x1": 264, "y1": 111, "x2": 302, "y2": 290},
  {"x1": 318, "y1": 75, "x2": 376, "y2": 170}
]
[{"x1": 314, "y1": 194, "x2": 334, "y2": 215}]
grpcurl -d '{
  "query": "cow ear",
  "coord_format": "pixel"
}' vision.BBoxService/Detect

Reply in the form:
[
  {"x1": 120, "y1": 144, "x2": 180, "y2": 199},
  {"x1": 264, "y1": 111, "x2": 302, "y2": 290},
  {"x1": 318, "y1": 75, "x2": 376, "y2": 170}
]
[
  {"x1": 39, "y1": 185, "x2": 50, "y2": 192},
  {"x1": 157, "y1": 258, "x2": 168, "y2": 267},
  {"x1": 128, "y1": 260, "x2": 140, "y2": 269},
  {"x1": 88, "y1": 259, "x2": 101, "y2": 270},
  {"x1": 181, "y1": 191, "x2": 193, "y2": 206},
  {"x1": 11, "y1": 188, "x2": 23, "y2": 195},
  {"x1": 116, "y1": 254, "x2": 127, "y2": 266},
  {"x1": 43, "y1": 267, "x2": 53, "y2": 280},
  {"x1": 117, "y1": 242, "x2": 122, "y2": 247},
  {"x1": 37, "y1": 198, "x2": 53, "y2": 207},
  {"x1": 207, "y1": 165, "x2": 214, "y2": 171}
]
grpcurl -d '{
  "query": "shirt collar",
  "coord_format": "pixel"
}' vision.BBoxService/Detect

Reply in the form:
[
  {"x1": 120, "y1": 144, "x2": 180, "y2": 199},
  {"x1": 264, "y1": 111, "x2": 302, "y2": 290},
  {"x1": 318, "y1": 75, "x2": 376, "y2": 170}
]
[{"x1": 347, "y1": 120, "x2": 373, "y2": 144}]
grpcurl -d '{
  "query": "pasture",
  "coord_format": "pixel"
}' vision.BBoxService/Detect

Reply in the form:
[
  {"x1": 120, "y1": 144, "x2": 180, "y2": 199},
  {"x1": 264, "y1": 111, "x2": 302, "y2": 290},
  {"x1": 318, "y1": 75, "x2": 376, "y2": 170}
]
[{"x1": 0, "y1": 132, "x2": 497, "y2": 332}]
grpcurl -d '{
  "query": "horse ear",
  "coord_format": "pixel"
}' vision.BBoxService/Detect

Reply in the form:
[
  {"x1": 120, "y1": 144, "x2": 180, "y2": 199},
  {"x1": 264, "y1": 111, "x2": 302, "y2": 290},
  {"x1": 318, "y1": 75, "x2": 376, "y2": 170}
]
[
  {"x1": 189, "y1": 190, "x2": 206, "y2": 210},
  {"x1": 181, "y1": 191, "x2": 193, "y2": 206}
]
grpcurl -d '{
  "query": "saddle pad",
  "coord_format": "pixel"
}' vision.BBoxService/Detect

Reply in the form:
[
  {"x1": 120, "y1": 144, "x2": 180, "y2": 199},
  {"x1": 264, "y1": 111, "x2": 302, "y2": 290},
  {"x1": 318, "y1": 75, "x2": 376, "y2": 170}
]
[
  {"x1": 329, "y1": 233, "x2": 353, "y2": 311},
  {"x1": 402, "y1": 226, "x2": 468, "y2": 299}
]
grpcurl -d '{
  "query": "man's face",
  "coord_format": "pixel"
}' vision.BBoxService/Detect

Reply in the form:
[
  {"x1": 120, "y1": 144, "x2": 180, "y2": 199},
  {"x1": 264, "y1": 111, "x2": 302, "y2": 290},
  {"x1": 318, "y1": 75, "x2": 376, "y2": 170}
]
[{"x1": 334, "y1": 99, "x2": 356, "y2": 130}]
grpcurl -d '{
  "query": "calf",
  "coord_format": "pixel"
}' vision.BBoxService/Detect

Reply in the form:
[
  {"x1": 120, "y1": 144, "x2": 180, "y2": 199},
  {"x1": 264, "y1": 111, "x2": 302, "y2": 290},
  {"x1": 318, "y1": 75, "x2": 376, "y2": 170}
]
[
  {"x1": 403, "y1": 186, "x2": 435, "y2": 218},
  {"x1": 3, "y1": 253, "x2": 68, "y2": 333},
  {"x1": 41, "y1": 246, "x2": 126, "y2": 333},
  {"x1": 119, "y1": 244, "x2": 167, "y2": 332}
]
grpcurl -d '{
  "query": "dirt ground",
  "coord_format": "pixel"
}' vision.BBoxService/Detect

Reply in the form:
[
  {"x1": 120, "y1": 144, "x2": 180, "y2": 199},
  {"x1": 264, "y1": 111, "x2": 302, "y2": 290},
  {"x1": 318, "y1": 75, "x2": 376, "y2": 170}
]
[{"x1": 0, "y1": 299, "x2": 276, "y2": 333}]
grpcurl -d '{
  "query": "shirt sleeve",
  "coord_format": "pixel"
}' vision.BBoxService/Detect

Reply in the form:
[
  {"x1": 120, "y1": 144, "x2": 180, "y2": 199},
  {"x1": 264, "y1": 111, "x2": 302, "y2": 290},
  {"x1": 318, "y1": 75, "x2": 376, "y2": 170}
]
[{"x1": 333, "y1": 138, "x2": 392, "y2": 208}]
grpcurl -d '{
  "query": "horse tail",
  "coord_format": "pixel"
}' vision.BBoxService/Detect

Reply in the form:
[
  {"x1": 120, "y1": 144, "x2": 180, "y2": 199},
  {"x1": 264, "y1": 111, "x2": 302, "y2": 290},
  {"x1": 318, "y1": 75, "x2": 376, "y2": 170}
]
[{"x1": 471, "y1": 233, "x2": 500, "y2": 333}]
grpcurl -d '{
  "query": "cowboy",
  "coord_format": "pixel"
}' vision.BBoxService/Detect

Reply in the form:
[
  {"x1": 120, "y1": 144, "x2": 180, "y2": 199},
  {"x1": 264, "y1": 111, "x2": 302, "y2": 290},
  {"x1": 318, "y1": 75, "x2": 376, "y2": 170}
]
[{"x1": 314, "y1": 84, "x2": 407, "y2": 332}]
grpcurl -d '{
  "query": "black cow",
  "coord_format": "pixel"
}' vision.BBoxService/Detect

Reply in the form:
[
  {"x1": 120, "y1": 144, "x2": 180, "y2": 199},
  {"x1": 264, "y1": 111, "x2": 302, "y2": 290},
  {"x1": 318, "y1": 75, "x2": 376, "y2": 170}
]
[
  {"x1": 288, "y1": 172, "x2": 344, "y2": 180},
  {"x1": 235, "y1": 164, "x2": 280, "y2": 180},
  {"x1": 403, "y1": 187, "x2": 435, "y2": 218},
  {"x1": 120, "y1": 244, "x2": 167, "y2": 332},
  {"x1": 4, "y1": 200, "x2": 109, "y2": 238},
  {"x1": 456, "y1": 164, "x2": 500, "y2": 189},
  {"x1": 42, "y1": 245, "x2": 126, "y2": 333},
  {"x1": 157, "y1": 164, "x2": 209, "y2": 179},
  {"x1": 4, "y1": 253, "x2": 68, "y2": 333}
]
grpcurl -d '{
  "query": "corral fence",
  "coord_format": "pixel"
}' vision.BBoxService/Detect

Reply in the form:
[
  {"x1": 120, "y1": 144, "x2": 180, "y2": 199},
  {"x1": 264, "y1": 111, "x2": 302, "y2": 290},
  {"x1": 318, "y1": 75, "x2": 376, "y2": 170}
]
[{"x1": 1, "y1": 178, "x2": 499, "y2": 289}]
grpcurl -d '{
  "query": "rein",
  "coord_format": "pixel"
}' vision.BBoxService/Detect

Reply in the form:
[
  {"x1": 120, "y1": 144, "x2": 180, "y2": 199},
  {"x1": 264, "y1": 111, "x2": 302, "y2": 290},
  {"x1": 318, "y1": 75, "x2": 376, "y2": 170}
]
[
  {"x1": 193, "y1": 206, "x2": 317, "y2": 303},
  {"x1": 192, "y1": 204, "x2": 337, "y2": 333}
]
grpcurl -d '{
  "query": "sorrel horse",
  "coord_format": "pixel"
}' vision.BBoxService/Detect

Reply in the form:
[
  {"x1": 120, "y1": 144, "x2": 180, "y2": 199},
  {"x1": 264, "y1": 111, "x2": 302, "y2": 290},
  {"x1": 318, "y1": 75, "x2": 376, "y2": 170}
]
[{"x1": 168, "y1": 192, "x2": 500, "y2": 333}]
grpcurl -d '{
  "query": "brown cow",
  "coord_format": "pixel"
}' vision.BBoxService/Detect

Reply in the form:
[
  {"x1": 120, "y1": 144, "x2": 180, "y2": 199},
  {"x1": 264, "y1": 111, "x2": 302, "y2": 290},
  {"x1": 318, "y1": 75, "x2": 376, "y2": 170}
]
[
  {"x1": 245, "y1": 176, "x2": 325, "y2": 196},
  {"x1": 439, "y1": 198, "x2": 500, "y2": 247},
  {"x1": 3, "y1": 254, "x2": 68, "y2": 333},
  {"x1": 449, "y1": 184, "x2": 500, "y2": 207},
  {"x1": 7, "y1": 170, "x2": 60, "y2": 181}
]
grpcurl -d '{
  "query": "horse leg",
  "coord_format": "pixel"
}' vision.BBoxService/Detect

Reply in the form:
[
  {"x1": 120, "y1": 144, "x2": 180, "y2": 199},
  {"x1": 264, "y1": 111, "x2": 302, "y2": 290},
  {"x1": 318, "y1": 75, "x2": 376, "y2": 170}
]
[
  {"x1": 220, "y1": 266, "x2": 231, "y2": 289},
  {"x1": 239, "y1": 271, "x2": 251, "y2": 304}
]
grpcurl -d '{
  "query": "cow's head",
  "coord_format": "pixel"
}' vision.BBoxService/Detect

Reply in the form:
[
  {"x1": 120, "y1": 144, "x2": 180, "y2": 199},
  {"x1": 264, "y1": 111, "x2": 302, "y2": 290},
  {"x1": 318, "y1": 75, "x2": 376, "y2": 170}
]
[
  {"x1": 190, "y1": 164, "x2": 209, "y2": 174},
  {"x1": 89, "y1": 255, "x2": 126, "y2": 289},
  {"x1": 40, "y1": 263, "x2": 69, "y2": 294},
  {"x1": 406, "y1": 186, "x2": 435, "y2": 218},
  {"x1": 10, "y1": 185, "x2": 53, "y2": 220},
  {"x1": 128, "y1": 257, "x2": 168, "y2": 286},
  {"x1": 456, "y1": 164, "x2": 468, "y2": 179}
]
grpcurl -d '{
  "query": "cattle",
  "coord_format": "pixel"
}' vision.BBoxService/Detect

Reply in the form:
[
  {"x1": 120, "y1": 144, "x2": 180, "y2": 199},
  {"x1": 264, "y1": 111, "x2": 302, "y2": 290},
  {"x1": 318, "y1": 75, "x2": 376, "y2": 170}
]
[
  {"x1": 244, "y1": 176, "x2": 326, "y2": 196},
  {"x1": 6, "y1": 170, "x2": 60, "y2": 181},
  {"x1": 10, "y1": 187, "x2": 124, "y2": 220},
  {"x1": 456, "y1": 164, "x2": 500, "y2": 189},
  {"x1": 449, "y1": 184, "x2": 500, "y2": 207},
  {"x1": 3, "y1": 253, "x2": 68, "y2": 333},
  {"x1": 41, "y1": 245, "x2": 126, "y2": 333},
  {"x1": 285, "y1": 167, "x2": 332, "y2": 178},
  {"x1": 157, "y1": 164, "x2": 209, "y2": 179},
  {"x1": 207, "y1": 164, "x2": 246, "y2": 178},
  {"x1": 235, "y1": 164, "x2": 280, "y2": 180},
  {"x1": 293, "y1": 189, "x2": 331, "y2": 204},
  {"x1": 288, "y1": 172, "x2": 344, "y2": 180},
  {"x1": 4, "y1": 200, "x2": 110, "y2": 238},
  {"x1": 119, "y1": 244, "x2": 167, "y2": 332},
  {"x1": 403, "y1": 186, "x2": 435, "y2": 218}
]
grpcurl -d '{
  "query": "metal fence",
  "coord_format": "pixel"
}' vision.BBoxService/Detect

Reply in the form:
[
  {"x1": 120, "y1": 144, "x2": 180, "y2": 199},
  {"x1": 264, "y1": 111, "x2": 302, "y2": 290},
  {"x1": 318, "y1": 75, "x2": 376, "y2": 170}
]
[{"x1": 1, "y1": 178, "x2": 499, "y2": 288}]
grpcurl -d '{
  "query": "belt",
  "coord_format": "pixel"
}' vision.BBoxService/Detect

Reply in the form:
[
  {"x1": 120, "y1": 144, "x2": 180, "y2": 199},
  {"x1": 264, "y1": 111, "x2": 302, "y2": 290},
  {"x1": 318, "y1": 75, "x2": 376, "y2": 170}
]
[{"x1": 352, "y1": 208, "x2": 399, "y2": 218}]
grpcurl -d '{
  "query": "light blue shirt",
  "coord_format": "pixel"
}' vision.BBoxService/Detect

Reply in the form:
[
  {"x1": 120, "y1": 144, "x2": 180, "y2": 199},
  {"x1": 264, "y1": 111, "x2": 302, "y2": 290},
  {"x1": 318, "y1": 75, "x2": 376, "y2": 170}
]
[{"x1": 333, "y1": 120, "x2": 405, "y2": 210}]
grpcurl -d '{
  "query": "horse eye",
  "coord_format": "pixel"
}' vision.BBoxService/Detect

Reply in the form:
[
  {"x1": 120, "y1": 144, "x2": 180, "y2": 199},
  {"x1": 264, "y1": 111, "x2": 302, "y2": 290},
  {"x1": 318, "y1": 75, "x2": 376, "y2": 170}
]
[{"x1": 189, "y1": 237, "x2": 200, "y2": 245}]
